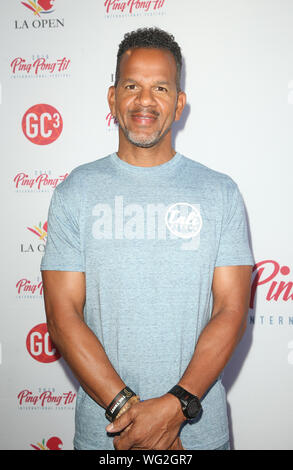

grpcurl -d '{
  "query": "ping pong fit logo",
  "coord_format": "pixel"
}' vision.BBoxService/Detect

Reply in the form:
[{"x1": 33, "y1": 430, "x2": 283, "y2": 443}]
[
  {"x1": 22, "y1": 104, "x2": 63, "y2": 145},
  {"x1": 31, "y1": 436, "x2": 63, "y2": 450},
  {"x1": 104, "y1": 0, "x2": 166, "y2": 14},
  {"x1": 18, "y1": 388, "x2": 76, "y2": 410},
  {"x1": 106, "y1": 112, "x2": 118, "y2": 129},
  {"x1": 21, "y1": 0, "x2": 55, "y2": 16},
  {"x1": 26, "y1": 323, "x2": 61, "y2": 363},
  {"x1": 16, "y1": 278, "x2": 43, "y2": 298},
  {"x1": 11, "y1": 56, "x2": 70, "y2": 78},
  {"x1": 92, "y1": 197, "x2": 202, "y2": 251},
  {"x1": 250, "y1": 260, "x2": 293, "y2": 309},
  {"x1": 249, "y1": 260, "x2": 293, "y2": 327},
  {"x1": 13, "y1": 170, "x2": 68, "y2": 192}
]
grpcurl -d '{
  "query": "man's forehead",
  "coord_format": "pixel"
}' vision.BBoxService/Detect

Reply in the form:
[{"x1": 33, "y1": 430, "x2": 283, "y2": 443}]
[
  {"x1": 119, "y1": 47, "x2": 177, "y2": 75},
  {"x1": 123, "y1": 47, "x2": 173, "y2": 57}
]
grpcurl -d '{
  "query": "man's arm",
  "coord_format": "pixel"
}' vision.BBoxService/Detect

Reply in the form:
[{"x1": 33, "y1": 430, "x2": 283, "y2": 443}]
[
  {"x1": 42, "y1": 270, "x2": 184, "y2": 449},
  {"x1": 177, "y1": 264, "x2": 252, "y2": 398},
  {"x1": 107, "y1": 265, "x2": 253, "y2": 449},
  {"x1": 41, "y1": 270, "x2": 127, "y2": 409}
]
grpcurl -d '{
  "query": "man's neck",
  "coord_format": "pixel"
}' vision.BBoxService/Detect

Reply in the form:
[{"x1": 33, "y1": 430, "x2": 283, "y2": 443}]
[{"x1": 116, "y1": 141, "x2": 176, "y2": 168}]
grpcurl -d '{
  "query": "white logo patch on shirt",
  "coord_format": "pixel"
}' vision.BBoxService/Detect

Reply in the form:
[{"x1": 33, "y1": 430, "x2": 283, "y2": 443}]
[{"x1": 165, "y1": 202, "x2": 202, "y2": 239}]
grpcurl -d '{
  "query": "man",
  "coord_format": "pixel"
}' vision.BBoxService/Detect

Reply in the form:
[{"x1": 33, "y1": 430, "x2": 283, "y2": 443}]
[{"x1": 41, "y1": 27, "x2": 254, "y2": 451}]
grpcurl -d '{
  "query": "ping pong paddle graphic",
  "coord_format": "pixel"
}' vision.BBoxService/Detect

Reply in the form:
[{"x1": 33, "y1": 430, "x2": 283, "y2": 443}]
[
  {"x1": 21, "y1": 0, "x2": 55, "y2": 15},
  {"x1": 37, "y1": 0, "x2": 55, "y2": 11}
]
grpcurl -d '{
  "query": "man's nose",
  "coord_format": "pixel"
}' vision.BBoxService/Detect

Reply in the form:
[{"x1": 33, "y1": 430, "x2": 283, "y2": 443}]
[{"x1": 136, "y1": 87, "x2": 156, "y2": 107}]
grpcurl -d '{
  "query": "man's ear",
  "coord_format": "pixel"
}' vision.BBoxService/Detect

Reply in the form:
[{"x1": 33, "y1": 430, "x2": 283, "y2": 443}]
[
  {"x1": 174, "y1": 90, "x2": 186, "y2": 122},
  {"x1": 107, "y1": 85, "x2": 116, "y2": 117}
]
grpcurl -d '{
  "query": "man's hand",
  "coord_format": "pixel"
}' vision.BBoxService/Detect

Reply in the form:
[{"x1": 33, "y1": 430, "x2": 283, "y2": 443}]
[
  {"x1": 106, "y1": 394, "x2": 186, "y2": 450},
  {"x1": 167, "y1": 437, "x2": 185, "y2": 450}
]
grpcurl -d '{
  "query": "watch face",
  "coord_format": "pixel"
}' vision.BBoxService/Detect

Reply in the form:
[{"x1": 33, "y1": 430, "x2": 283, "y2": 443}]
[{"x1": 187, "y1": 398, "x2": 201, "y2": 418}]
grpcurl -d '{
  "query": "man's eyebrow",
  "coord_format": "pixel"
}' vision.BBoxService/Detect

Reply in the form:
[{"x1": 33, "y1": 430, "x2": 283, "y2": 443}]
[
  {"x1": 120, "y1": 78, "x2": 137, "y2": 84},
  {"x1": 155, "y1": 80, "x2": 171, "y2": 85},
  {"x1": 120, "y1": 78, "x2": 172, "y2": 86},
  {"x1": 154, "y1": 81, "x2": 172, "y2": 87}
]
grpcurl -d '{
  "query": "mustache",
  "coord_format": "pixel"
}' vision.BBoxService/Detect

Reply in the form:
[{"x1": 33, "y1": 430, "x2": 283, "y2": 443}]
[{"x1": 129, "y1": 108, "x2": 159, "y2": 117}]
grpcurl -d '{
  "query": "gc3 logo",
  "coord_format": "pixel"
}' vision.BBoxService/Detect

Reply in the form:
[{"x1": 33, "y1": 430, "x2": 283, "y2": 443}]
[
  {"x1": 26, "y1": 323, "x2": 61, "y2": 363},
  {"x1": 22, "y1": 103, "x2": 63, "y2": 145}
]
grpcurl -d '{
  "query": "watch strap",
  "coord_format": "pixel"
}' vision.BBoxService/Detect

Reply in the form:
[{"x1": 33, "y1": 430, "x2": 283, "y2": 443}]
[
  {"x1": 168, "y1": 384, "x2": 202, "y2": 419},
  {"x1": 169, "y1": 385, "x2": 193, "y2": 402}
]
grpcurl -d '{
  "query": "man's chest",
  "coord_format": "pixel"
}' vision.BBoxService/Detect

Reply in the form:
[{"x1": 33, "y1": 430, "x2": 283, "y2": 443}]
[{"x1": 81, "y1": 186, "x2": 223, "y2": 273}]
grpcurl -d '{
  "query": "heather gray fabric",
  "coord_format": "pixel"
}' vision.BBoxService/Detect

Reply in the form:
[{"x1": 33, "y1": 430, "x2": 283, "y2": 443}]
[{"x1": 41, "y1": 152, "x2": 254, "y2": 450}]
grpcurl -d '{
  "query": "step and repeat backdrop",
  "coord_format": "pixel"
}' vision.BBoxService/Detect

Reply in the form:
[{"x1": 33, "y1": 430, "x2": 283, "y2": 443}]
[{"x1": 0, "y1": 0, "x2": 292, "y2": 450}]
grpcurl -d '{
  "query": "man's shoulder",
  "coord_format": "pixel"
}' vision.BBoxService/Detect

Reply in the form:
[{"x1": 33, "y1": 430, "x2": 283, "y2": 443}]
[
  {"x1": 69, "y1": 154, "x2": 112, "y2": 178},
  {"x1": 180, "y1": 154, "x2": 238, "y2": 191},
  {"x1": 55, "y1": 154, "x2": 113, "y2": 193}
]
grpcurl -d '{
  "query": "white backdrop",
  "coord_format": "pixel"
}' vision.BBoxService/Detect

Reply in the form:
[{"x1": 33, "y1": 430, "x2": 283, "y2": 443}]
[{"x1": 1, "y1": 0, "x2": 293, "y2": 450}]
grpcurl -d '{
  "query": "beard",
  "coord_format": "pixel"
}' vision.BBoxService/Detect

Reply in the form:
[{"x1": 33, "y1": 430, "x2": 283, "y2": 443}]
[
  {"x1": 118, "y1": 122, "x2": 173, "y2": 148},
  {"x1": 116, "y1": 106, "x2": 177, "y2": 148}
]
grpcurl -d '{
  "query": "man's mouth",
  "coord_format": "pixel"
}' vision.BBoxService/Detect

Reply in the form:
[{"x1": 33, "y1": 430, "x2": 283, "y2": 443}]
[{"x1": 131, "y1": 113, "x2": 157, "y2": 125}]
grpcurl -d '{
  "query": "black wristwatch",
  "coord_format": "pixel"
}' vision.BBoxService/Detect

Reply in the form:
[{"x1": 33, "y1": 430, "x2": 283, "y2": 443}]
[{"x1": 168, "y1": 385, "x2": 202, "y2": 420}]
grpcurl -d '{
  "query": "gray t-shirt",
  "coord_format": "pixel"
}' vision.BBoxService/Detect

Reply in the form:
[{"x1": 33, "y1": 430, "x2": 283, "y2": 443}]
[{"x1": 40, "y1": 151, "x2": 254, "y2": 450}]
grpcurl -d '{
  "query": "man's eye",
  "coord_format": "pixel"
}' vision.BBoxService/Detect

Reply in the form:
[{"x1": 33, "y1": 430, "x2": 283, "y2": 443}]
[
  {"x1": 125, "y1": 84, "x2": 137, "y2": 90},
  {"x1": 156, "y1": 86, "x2": 168, "y2": 92}
]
